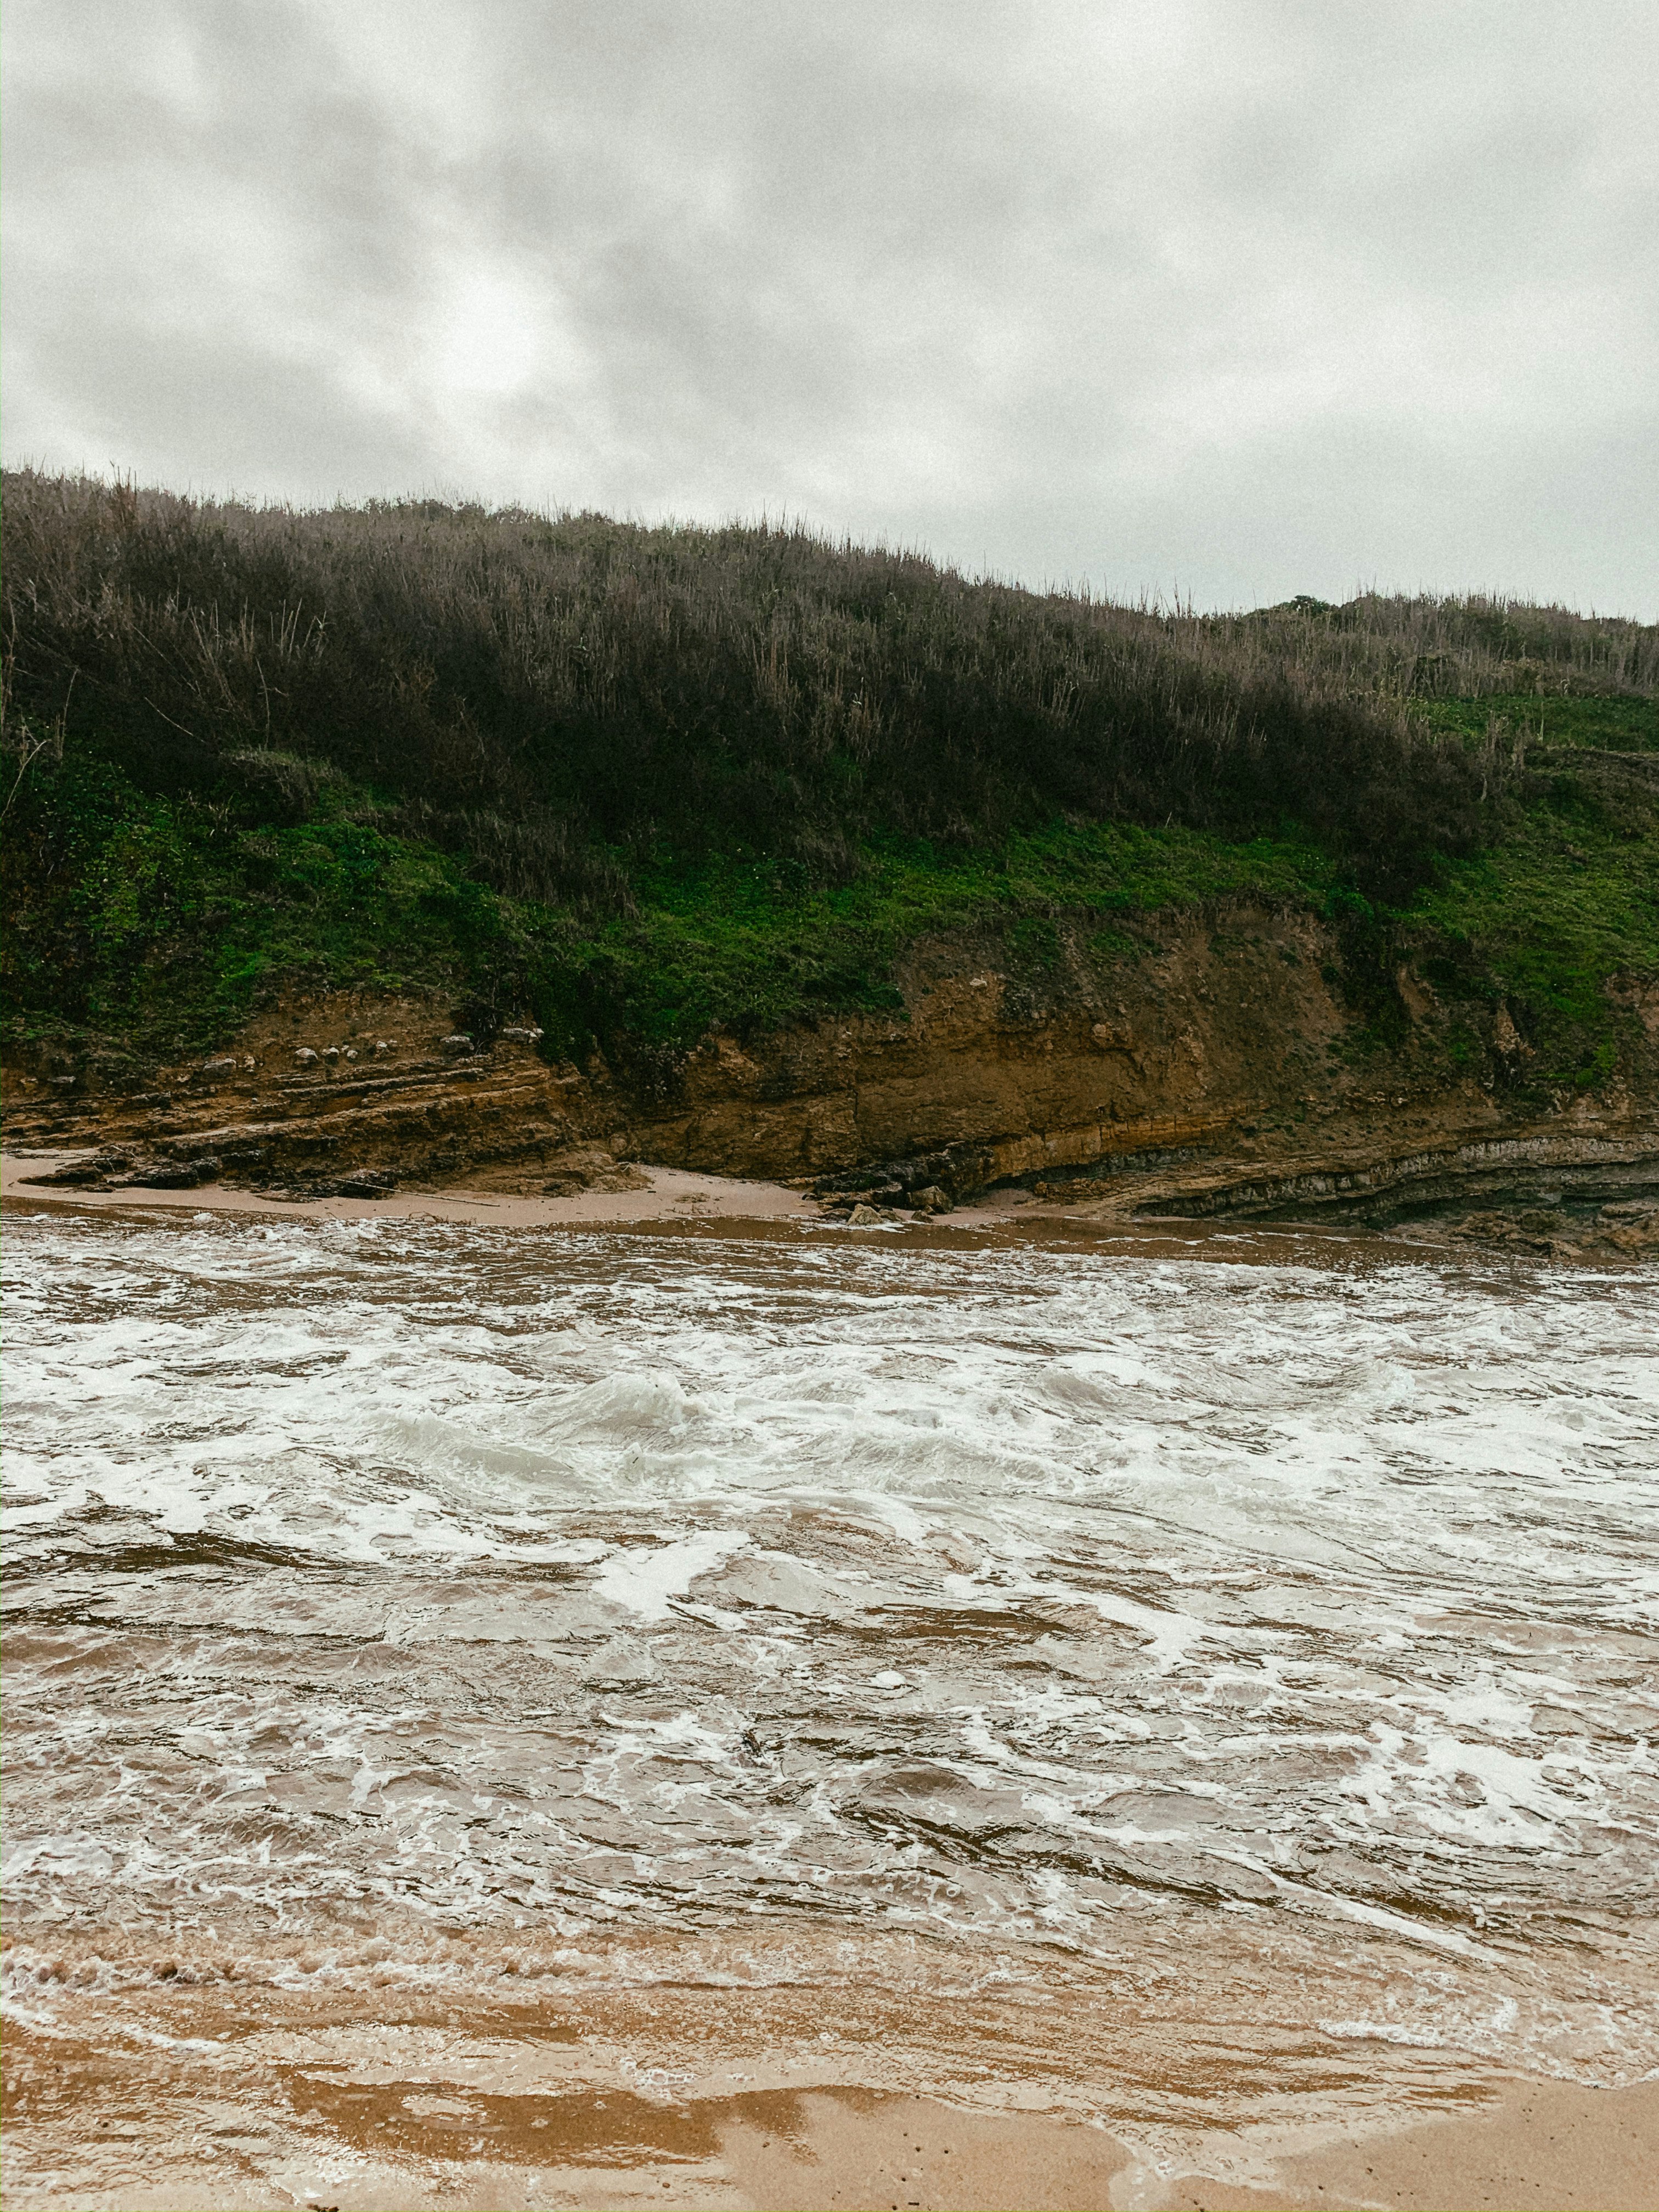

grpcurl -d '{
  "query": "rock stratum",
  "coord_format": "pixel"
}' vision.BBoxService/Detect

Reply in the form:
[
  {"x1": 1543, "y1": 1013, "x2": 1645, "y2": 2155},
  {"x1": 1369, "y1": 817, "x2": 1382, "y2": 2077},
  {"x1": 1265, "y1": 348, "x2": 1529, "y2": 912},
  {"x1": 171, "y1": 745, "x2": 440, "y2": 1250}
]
[{"x1": 8, "y1": 897, "x2": 1658, "y2": 1256}]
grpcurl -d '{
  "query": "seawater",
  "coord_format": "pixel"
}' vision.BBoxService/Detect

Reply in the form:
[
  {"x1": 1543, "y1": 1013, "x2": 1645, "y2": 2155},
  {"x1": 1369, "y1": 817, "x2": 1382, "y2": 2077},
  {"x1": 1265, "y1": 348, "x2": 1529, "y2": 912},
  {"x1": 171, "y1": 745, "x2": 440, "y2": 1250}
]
[{"x1": 4, "y1": 1206, "x2": 1657, "y2": 2100}]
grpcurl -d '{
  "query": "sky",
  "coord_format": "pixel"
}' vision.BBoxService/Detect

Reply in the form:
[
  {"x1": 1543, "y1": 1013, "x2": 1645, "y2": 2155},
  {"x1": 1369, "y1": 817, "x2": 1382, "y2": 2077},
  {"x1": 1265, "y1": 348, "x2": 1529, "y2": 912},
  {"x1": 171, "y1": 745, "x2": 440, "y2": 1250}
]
[{"x1": 4, "y1": 0, "x2": 1656, "y2": 614}]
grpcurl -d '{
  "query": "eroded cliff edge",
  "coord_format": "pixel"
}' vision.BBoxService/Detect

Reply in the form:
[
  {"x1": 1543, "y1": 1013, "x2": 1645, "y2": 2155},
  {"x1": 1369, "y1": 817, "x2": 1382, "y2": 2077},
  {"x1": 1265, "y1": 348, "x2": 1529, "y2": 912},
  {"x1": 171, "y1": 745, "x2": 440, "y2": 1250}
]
[
  {"x1": 9, "y1": 896, "x2": 1658, "y2": 1250},
  {"x1": 6, "y1": 482, "x2": 1657, "y2": 1246}
]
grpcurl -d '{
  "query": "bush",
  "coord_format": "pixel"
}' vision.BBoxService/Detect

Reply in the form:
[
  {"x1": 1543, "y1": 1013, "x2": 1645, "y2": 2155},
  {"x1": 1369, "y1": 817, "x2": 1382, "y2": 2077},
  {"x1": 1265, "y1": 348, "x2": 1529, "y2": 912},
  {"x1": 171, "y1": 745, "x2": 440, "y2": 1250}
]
[{"x1": 2, "y1": 471, "x2": 1556, "y2": 908}]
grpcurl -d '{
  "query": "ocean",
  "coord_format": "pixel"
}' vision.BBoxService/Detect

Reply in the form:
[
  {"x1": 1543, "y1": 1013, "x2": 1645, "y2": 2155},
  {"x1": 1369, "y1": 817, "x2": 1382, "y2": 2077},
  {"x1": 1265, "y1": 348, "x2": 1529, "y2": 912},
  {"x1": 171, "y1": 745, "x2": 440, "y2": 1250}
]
[{"x1": 4, "y1": 1205, "x2": 1656, "y2": 2199}]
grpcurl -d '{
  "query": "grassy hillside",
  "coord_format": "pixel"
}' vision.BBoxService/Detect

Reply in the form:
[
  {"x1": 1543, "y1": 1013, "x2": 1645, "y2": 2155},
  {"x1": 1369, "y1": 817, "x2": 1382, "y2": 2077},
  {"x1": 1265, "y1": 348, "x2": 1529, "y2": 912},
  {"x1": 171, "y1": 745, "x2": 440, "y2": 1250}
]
[{"x1": 3, "y1": 470, "x2": 1656, "y2": 1100}]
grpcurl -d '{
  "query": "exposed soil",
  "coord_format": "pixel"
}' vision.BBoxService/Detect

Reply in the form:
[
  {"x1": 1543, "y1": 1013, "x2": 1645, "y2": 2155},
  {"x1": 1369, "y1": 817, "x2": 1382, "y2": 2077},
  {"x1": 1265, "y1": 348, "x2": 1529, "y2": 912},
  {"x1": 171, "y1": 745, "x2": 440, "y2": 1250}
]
[{"x1": 7, "y1": 901, "x2": 1658, "y2": 1251}]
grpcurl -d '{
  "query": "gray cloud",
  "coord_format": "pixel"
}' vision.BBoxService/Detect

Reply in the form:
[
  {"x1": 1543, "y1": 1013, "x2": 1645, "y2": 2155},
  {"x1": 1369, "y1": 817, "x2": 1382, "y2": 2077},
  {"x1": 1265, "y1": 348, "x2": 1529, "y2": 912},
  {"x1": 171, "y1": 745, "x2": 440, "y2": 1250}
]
[{"x1": 4, "y1": 0, "x2": 1656, "y2": 610}]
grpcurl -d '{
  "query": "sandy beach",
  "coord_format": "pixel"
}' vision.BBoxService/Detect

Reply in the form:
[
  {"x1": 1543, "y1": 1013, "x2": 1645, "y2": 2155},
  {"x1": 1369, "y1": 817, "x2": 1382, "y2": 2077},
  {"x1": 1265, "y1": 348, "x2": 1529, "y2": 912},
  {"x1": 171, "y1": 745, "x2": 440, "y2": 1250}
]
[
  {"x1": 6, "y1": 1911, "x2": 1654, "y2": 2203},
  {"x1": 1, "y1": 1148, "x2": 827, "y2": 1232},
  {"x1": 6, "y1": 1927, "x2": 1657, "y2": 2210}
]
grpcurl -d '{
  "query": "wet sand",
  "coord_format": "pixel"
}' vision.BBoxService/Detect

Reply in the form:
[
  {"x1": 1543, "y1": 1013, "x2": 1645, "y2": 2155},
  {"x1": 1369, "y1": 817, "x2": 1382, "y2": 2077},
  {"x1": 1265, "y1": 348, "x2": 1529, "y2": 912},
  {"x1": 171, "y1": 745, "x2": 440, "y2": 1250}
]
[
  {"x1": 0, "y1": 1146, "x2": 1225, "y2": 1256},
  {"x1": 5, "y1": 1976, "x2": 1656, "y2": 2211},
  {"x1": 1, "y1": 1148, "x2": 825, "y2": 1229},
  {"x1": 7, "y1": 1908, "x2": 1657, "y2": 2212},
  {"x1": 0, "y1": 1145, "x2": 1460, "y2": 1263}
]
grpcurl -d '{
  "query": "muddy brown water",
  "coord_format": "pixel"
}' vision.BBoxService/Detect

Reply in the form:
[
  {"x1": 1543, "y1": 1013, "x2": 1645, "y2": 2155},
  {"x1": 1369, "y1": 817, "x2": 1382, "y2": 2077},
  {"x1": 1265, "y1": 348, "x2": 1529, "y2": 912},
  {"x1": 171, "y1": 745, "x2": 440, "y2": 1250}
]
[{"x1": 3, "y1": 1204, "x2": 1656, "y2": 2206}]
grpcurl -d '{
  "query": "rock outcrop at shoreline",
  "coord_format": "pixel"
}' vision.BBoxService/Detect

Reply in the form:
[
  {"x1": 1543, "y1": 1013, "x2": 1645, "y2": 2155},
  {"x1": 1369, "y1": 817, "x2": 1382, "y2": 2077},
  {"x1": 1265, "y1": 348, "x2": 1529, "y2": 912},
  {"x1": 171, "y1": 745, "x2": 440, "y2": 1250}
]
[{"x1": 7, "y1": 896, "x2": 1657, "y2": 1248}]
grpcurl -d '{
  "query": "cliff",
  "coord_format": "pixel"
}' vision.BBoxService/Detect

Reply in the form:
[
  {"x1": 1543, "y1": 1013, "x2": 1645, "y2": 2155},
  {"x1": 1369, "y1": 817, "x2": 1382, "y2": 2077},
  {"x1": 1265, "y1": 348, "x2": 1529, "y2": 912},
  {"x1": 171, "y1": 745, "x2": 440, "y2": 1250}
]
[
  {"x1": 9, "y1": 889, "x2": 1657, "y2": 1252},
  {"x1": 4, "y1": 475, "x2": 1657, "y2": 1247}
]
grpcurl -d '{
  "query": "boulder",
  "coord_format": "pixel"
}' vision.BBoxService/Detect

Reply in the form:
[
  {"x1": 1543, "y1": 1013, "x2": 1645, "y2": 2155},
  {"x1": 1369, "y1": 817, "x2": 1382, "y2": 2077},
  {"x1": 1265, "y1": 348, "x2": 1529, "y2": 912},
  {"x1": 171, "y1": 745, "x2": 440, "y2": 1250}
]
[{"x1": 122, "y1": 1158, "x2": 222, "y2": 1190}]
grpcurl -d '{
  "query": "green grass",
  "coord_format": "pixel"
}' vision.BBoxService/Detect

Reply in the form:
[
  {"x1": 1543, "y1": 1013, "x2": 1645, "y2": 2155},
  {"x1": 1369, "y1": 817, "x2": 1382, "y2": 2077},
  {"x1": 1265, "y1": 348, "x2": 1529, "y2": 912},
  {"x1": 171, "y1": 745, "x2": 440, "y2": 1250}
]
[
  {"x1": 1414, "y1": 692, "x2": 1659, "y2": 751},
  {"x1": 10, "y1": 746, "x2": 1653, "y2": 1109},
  {"x1": 1, "y1": 757, "x2": 512, "y2": 1055},
  {"x1": 1400, "y1": 785, "x2": 1659, "y2": 1086},
  {"x1": 1, "y1": 754, "x2": 1342, "y2": 1063},
  {"x1": 534, "y1": 822, "x2": 1341, "y2": 1056}
]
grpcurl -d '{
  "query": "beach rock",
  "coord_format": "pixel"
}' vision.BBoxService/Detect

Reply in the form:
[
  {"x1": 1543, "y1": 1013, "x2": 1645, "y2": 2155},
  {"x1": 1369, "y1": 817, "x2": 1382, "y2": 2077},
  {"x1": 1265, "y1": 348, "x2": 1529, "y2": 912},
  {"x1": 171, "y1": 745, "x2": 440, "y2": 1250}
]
[
  {"x1": 123, "y1": 1157, "x2": 222, "y2": 1189},
  {"x1": 845, "y1": 1202, "x2": 884, "y2": 1226},
  {"x1": 1593, "y1": 1203, "x2": 1659, "y2": 1252},
  {"x1": 331, "y1": 1171, "x2": 396, "y2": 1198},
  {"x1": 910, "y1": 1184, "x2": 949, "y2": 1212},
  {"x1": 543, "y1": 1146, "x2": 651, "y2": 1197},
  {"x1": 20, "y1": 1152, "x2": 128, "y2": 1187},
  {"x1": 8, "y1": 911, "x2": 1659, "y2": 1240}
]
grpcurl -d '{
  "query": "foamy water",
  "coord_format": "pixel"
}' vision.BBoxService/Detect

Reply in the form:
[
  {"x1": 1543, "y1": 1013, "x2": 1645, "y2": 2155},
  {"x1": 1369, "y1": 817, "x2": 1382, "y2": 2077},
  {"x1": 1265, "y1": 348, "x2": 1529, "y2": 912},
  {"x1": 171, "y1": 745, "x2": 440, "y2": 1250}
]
[{"x1": 4, "y1": 1206, "x2": 1657, "y2": 2089}]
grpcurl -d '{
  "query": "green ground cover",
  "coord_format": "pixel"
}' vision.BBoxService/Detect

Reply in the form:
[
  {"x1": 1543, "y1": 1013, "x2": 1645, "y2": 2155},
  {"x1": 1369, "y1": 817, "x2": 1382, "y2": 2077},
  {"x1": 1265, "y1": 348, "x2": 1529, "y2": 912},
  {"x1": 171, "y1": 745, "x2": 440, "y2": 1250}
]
[
  {"x1": 5, "y1": 735, "x2": 1654, "y2": 1108},
  {"x1": 1403, "y1": 782, "x2": 1659, "y2": 1087},
  {"x1": 1, "y1": 754, "x2": 1341, "y2": 1060},
  {"x1": 1413, "y1": 692, "x2": 1659, "y2": 751}
]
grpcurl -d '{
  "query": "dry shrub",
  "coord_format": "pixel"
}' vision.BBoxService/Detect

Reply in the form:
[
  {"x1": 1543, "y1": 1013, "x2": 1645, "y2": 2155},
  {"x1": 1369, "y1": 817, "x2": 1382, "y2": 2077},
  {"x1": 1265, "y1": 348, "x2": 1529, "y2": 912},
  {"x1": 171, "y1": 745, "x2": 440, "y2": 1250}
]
[{"x1": 7, "y1": 470, "x2": 1645, "y2": 905}]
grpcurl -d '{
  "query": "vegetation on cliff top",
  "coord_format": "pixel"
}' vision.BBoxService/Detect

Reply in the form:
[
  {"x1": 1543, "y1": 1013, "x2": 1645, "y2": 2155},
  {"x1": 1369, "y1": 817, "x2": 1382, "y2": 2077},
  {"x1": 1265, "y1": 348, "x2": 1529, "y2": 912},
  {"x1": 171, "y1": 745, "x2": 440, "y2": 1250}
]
[{"x1": 3, "y1": 470, "x2": 1656, "y2": 1096}]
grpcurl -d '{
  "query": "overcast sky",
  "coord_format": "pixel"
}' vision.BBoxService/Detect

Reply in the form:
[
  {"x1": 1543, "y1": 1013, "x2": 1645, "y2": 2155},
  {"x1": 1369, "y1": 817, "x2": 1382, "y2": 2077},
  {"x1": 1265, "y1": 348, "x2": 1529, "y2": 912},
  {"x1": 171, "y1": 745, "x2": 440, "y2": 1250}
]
[{"x1": 4, "y1": 0, "x2": 1656, "y2": 613}]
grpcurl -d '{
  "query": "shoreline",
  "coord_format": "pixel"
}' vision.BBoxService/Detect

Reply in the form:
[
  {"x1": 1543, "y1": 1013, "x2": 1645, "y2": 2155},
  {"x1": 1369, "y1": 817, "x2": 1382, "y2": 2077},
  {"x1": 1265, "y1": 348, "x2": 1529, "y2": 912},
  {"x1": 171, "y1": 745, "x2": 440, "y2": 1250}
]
[
  {"x1": 2, "y1": 1147, "x2": 827, "y2": 1231},
  {"x1": 5, "y1": 1960, "x2": 1655, "y2": 2212},
  {"x1": 0, "y1": 1147, "x2": 1470, "y2": 1273},
  {"x1": 9, "y1": 1146, "x2": 1655, "y2": 1278},
  {"x1": 0, "y1": 1144, "x2": 1306, "y2": 1250}
]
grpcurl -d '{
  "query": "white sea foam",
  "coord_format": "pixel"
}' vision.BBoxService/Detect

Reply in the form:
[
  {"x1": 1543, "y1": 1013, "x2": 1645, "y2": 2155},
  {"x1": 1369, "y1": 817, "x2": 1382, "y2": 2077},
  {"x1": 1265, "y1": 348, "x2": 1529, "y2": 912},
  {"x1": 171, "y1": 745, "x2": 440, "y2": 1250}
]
[{"x1": 3, "y1": 1210, "x2": 1656, "y2": 2070}]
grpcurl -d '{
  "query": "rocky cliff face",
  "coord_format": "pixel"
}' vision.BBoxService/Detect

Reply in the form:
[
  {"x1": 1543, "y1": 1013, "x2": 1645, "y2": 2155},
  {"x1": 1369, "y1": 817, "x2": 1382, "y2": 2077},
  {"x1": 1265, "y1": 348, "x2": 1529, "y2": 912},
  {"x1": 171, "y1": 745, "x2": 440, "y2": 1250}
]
[{"x1": 7, "y1": 898, "x2": 1658, "y2": 1244}]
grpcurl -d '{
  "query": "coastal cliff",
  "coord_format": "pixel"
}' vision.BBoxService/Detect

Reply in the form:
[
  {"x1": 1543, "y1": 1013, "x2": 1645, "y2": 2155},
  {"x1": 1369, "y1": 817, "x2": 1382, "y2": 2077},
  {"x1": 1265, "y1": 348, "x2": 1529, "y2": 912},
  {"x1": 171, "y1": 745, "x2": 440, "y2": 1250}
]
[
  {"x1": 9, "y1": 891, "x2": 1658, "y2": 1249},
  {"x1": 4, "y1": 474, "x2": 1657, "y2": 1244}
]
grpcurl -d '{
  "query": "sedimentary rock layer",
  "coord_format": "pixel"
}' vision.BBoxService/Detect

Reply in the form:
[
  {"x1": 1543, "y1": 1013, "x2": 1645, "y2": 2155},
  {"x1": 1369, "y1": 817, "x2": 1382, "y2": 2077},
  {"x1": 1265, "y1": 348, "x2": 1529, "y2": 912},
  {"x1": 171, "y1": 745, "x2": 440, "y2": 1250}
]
[{"x1": 6, "y1": 900, "x2": 1657, "y2": 1237}]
